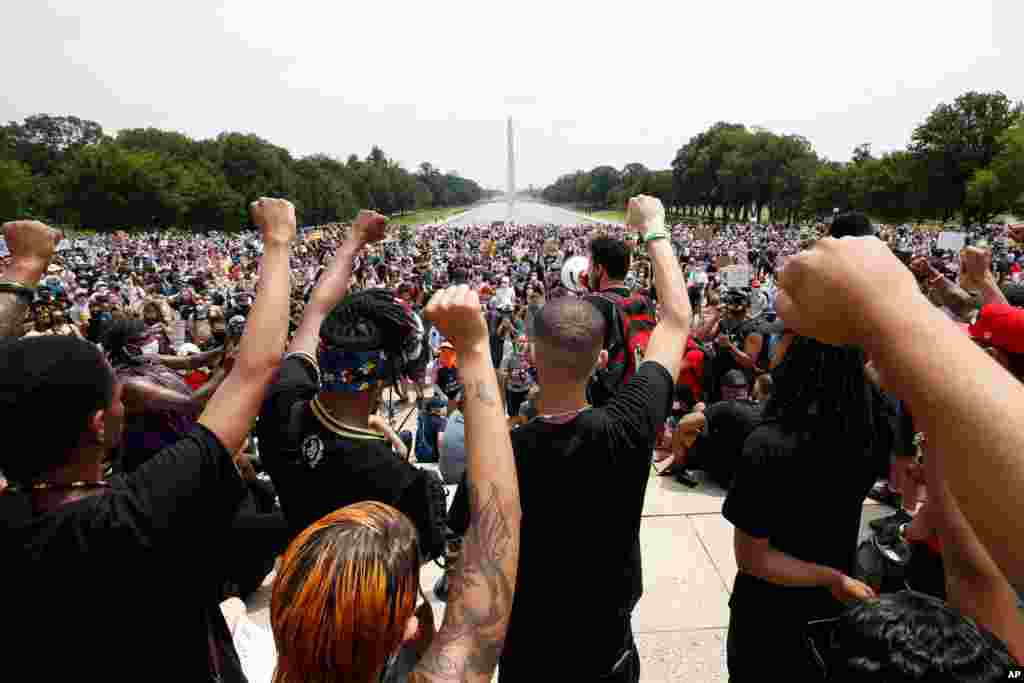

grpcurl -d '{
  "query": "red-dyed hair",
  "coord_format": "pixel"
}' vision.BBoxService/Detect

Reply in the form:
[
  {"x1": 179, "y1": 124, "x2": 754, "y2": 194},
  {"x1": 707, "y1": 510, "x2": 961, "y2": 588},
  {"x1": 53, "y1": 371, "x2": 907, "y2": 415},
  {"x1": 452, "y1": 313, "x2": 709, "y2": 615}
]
[{"x1": 271, "y1": 501, "x2": 420, "y2": 683}]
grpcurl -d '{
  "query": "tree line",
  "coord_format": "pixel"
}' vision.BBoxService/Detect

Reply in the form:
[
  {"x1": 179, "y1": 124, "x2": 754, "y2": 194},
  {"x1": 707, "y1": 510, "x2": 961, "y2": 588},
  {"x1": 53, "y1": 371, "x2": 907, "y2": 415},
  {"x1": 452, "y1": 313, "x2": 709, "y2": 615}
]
[
  {"x1": 541, "y1": 91, "x2": 1024, "y2": 225},
  {"x1": 0, "y1": 115, "x2": 492, "y2": 230}
]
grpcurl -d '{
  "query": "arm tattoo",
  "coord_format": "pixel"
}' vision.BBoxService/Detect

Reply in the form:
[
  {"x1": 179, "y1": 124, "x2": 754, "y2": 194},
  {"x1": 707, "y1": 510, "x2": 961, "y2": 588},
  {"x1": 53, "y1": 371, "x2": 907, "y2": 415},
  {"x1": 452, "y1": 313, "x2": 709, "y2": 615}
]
[
  {"x1": 466, "y1": 380, "x2": 499, "y2": 408},
  {"x1": 0, "y1": 292, "x2": 30, "y2": 340},
  {"x1": 412, "y1": 481, "x2": 516, "y2": 681}
]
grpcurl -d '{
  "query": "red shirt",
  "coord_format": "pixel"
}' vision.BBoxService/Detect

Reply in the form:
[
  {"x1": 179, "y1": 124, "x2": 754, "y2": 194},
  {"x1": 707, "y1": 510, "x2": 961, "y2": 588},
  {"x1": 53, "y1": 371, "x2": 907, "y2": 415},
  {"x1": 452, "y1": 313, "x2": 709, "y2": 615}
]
[
  {"x1": 677, "y1": 338, "x2": 705, "y2": 402},
  {"x1": 185, "y1": 370, "x2": 209, "y2": 391}
]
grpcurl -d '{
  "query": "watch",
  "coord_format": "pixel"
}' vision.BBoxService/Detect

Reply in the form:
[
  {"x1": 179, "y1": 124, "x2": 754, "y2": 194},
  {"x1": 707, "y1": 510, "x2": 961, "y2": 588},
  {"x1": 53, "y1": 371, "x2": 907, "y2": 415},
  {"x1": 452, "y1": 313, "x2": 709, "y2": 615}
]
[{"x1": 0, "y1": 280, "x2": 36, "y2": 304}]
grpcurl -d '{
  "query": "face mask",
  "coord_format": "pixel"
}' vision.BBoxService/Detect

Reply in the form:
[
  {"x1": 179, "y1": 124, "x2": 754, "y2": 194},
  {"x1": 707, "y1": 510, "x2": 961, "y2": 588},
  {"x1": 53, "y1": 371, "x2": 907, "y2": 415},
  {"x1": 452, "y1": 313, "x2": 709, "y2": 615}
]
[{"x1": 142, "y1": 340, "x2": 160, "y2": 355}]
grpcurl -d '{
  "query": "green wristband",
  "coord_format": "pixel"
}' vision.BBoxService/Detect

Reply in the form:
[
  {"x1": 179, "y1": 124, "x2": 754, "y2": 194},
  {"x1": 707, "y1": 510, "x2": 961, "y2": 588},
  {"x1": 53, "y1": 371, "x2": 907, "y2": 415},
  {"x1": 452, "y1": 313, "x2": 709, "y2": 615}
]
[{"x1": 643, "y1": 231, "x2": 669, "y2": 244}]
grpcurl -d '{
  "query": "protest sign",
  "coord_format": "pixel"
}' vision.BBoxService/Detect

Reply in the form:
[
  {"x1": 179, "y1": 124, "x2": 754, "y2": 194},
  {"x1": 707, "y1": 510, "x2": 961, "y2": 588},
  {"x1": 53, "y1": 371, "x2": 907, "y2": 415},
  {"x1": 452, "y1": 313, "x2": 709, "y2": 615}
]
[{"x1": 937, "y1": 231, "x2": 966, "y2": 253}]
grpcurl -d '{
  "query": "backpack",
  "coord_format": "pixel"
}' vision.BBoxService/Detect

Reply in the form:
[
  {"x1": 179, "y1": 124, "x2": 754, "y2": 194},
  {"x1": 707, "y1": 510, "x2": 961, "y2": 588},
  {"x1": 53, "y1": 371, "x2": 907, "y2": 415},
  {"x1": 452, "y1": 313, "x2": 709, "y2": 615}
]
[{"x1": 586, "y1": 291, "x2": 657, "y2": 406}]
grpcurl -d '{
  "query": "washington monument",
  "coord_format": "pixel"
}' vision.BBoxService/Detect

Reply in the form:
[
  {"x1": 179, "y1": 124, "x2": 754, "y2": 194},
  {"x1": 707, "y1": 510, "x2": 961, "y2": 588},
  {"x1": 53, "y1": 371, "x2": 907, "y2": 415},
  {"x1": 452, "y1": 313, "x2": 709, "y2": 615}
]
[{"x1": 506, "y1": 117, "x2": 515, "y2": 200}]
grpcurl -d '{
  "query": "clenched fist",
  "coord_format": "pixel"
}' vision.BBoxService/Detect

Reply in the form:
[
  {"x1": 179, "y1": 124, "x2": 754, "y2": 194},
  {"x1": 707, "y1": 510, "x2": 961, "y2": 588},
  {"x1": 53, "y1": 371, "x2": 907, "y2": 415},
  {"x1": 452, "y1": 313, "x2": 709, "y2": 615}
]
[
  {"x1": 2, "y1": 220, "x2": 62, "y2": 284},
  {"x1": 775, "y1": 236, "x2": 923, "y2": 348},
  {"x1": 249, "y1": 198, "x2": 296, "y2": 247},
  {"x1": 829, "y1": 573, "x2": 876, "y2": 605},
  {"x1": 424, "y1": 285, "x2": 488, "y2": 354},
  {"x1": 350, "y1": 210, "x2": 389, "y2": 246},
  {"x1": 958, "y1": 246, "x2": 993, "y2": 291},
  {"x1": 626, "y1": 195, "x2": 666, "y2": 237}
]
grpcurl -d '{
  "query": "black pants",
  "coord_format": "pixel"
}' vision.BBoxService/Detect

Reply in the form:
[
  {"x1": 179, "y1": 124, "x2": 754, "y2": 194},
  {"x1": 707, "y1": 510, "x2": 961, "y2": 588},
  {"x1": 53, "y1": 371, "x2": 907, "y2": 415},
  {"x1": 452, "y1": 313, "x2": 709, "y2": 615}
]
[
  {"x1": 727, "y1": 607, "x2": 818, "y2": 681},
  {"x1": 499, "y1": 620, "x2": 639, "y2": 682}
]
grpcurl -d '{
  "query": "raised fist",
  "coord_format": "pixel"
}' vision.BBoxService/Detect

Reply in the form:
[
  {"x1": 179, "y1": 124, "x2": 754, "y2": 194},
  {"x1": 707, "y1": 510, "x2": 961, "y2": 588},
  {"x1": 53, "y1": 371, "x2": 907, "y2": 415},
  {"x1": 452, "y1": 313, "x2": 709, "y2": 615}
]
[
  {"x1": 424, "y1": 285, "x2": 488, "y2": 353},
  {"x1": 626, "y1": 195, "x2": 666, "y2": 236},
  {"x1": 775, "y1": 236, "x2": 922, "y2": 348},
  {"x1": 249, "y1": 198, "x2": 296, "y2": 247},
  {"x1": 2, "y1": 220, "x2": 61, "y2": 282},
  {"x1": 958, "y1": 246, "x2": 992, "y2": 290},
  {"x1": 351, "y1": 210, "x2": 389, "y2": 246},
  {"x1": 1008, "y1": 224, "x2": 1024, "y2": 245}
]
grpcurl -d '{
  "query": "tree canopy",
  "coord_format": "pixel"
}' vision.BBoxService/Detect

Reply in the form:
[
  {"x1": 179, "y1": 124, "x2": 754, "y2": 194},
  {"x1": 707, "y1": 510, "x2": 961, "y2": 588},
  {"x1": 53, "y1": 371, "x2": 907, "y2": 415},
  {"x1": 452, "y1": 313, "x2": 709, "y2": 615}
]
[
  {"x1": 542, "y1": 90, "x2": 1024, "y2": 225},
  {"x1": 0, "y1": 114, "x2": 488, "y2": 230}
]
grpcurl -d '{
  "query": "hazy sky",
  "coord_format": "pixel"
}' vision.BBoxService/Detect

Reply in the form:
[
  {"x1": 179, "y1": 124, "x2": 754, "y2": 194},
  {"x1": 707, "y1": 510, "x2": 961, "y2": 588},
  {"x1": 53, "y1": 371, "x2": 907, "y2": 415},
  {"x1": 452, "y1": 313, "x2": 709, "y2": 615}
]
[{"x1": 2, "y1": 0, "x2": 1021, "y2": 189}]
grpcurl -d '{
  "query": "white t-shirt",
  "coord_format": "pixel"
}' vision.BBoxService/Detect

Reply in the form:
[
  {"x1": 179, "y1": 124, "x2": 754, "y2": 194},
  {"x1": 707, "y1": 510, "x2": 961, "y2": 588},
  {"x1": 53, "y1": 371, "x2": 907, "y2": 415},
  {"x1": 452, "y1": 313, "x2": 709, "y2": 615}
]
[{"x1": 494, "y1": 286, "x2": 516, "y2": 309}]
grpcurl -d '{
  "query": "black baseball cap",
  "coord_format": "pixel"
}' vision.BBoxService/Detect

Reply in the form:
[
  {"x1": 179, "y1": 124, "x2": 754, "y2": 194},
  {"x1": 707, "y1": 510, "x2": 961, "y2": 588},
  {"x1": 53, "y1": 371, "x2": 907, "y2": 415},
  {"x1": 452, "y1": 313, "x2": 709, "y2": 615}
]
[{"x1": 830, "y1": 212, "x2": 875, "y2": 239}]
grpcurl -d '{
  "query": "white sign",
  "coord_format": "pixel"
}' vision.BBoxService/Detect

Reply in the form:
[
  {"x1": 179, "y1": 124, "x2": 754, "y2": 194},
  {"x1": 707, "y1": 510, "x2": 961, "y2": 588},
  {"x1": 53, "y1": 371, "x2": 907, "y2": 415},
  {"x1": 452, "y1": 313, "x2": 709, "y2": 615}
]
[
  {"x1": 937, "y1": 231, "x2": 967, "y2": 253},
  {"x1": 722, "y1": 265, "x2": 752, "y2": 289}
]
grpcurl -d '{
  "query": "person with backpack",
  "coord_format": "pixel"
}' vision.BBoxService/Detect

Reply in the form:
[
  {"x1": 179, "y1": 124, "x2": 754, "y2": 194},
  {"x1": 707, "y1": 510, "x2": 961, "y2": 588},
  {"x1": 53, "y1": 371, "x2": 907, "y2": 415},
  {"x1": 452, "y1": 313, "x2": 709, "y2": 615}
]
[{"x1": 584, "y1": 236, "x2": 657, "y2": 407}]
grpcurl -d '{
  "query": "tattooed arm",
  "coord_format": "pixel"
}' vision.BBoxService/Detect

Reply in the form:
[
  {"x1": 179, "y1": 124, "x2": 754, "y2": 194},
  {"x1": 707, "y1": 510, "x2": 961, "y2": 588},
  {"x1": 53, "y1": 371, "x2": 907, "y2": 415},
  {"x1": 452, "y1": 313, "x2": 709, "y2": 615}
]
[
  {"x1": 415, "y1": 285, "x2": 521, "y2": 683},
  {"x1": 0, "y1": 221, "x2": 61, "y2": 340}
]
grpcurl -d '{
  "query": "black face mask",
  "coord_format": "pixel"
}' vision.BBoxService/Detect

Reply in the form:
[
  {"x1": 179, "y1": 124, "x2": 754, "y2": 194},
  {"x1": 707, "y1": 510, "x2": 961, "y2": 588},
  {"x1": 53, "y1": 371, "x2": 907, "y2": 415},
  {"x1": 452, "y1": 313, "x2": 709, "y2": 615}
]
[{"x1": 212, "y1": 330, "x2": 227, "y2": 345}]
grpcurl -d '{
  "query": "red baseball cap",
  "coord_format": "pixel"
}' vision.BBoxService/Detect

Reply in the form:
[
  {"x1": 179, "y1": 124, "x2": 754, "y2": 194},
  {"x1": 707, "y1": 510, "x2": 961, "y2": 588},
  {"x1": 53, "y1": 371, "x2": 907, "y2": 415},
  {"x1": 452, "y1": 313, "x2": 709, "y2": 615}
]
[{"x1": 968, "y1": 304, "x2": 1024, "y2": 354}]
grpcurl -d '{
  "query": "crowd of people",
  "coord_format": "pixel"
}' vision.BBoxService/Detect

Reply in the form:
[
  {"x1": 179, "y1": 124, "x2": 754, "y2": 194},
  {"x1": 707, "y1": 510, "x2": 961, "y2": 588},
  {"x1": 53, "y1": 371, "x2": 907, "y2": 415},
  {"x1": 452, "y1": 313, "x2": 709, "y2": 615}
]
[{"x1": 3, "y1": 192, "x2": 1024, "y2": 682}]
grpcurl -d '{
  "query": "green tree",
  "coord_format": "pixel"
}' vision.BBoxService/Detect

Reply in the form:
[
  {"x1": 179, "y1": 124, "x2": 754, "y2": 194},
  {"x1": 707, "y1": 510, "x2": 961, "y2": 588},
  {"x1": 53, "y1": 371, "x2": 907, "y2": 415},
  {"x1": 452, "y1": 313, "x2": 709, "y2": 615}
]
[
  {"x1": 910, "y1": 91, "x2": 1023, "y2": 219},
  {"x1": 1, "y1": 114, "x2": 104, "y2": 175},
  {"x1": 0, "y1": 159, "x2": 34, "y2": 219}
]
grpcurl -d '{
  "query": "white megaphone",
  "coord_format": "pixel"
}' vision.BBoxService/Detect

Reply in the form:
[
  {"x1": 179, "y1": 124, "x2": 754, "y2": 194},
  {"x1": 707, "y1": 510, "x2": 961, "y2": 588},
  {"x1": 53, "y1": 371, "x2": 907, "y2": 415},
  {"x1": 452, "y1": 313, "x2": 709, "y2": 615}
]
[{"x1": 561, "y1": 255, "x2": 590, "y2": 293}]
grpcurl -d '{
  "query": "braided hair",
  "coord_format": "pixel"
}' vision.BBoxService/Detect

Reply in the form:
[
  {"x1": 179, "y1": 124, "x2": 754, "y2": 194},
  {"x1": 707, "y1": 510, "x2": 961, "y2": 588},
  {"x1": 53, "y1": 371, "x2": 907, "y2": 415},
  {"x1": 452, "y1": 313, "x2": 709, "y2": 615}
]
[
  {"x1": 764, "y1": 335, "x2": 875, "y2": 455},
  {"x1": 320, "y1": 288, "x2": 424, "y2": 384}
]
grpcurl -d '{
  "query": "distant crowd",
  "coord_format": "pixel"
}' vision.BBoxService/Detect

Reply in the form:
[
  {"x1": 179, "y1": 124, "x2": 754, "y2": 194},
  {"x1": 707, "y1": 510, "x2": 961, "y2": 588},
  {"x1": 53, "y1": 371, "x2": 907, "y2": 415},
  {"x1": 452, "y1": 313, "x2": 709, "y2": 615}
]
[{"x1": 3, "y1": 199, "x2": 1024, "y2": 683}]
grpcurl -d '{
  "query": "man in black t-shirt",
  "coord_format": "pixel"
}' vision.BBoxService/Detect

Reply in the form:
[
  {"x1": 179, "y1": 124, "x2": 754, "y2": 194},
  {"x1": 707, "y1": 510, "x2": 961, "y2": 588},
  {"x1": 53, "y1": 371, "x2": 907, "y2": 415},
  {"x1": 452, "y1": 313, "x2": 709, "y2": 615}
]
[
  {"x1": 583, "y1": 235, "x2": 655, "y2": 408},
  {"x1": 495, "y1": 196, "x2": 691, "y2": 682},
  {"x1": 683, "y1": 370, "x2": 765, "y2": 488},
  {"x1": 708, "y1": 288, "x2": 764, "y2": 402},
  {"x1": 256, "y1": 211, "x2": 444, "y2": 561},
  {"x1": 722, "y1": 336, "x2": 881, "y2": 681},
  {"x1": 0, "y1": 201, "x2": 296, "y2": 682}
]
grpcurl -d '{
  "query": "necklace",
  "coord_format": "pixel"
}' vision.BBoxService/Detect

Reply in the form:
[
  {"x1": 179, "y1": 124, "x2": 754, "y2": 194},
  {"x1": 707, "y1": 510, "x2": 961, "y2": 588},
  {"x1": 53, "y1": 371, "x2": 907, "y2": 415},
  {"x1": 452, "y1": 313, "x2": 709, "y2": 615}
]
[
  {"x1": 533, "y1": 405, "x2": 591, "y2": 424},
  {"x1": 3, "y1": 480, "x2": 110, "y2": 495}
]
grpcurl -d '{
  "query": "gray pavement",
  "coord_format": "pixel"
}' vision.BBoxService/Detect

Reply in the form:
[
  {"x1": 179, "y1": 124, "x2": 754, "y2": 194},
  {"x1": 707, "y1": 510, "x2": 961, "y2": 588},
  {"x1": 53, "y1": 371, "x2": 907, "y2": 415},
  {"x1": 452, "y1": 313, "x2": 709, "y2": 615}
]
[{"x1": 244, "y1": 438, "x2": 891, "y2": 682}]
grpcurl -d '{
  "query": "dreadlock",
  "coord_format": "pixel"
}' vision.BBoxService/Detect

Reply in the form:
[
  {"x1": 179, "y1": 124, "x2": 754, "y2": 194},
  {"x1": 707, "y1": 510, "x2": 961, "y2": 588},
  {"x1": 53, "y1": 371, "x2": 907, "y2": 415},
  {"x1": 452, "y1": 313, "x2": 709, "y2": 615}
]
[
  {"x1": 320, "y1": 288, "x2": 421, "y2": 388},
  {"x1": 764, "y1": 335, "x2": 875, "y2": 455},
  {"x1": 320, "y1": 289, "x2": 414, "y2": 354},
  {"x1": 103, "y1": 318, "x2": 148, "y2": 368}
]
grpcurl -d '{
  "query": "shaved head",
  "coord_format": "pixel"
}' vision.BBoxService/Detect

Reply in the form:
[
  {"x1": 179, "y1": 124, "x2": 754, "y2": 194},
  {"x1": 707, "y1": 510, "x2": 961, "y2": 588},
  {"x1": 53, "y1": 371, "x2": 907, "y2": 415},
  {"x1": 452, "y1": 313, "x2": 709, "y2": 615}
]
[{"x1": 533, "y1": 297, "x2": 605, "y2": 381}]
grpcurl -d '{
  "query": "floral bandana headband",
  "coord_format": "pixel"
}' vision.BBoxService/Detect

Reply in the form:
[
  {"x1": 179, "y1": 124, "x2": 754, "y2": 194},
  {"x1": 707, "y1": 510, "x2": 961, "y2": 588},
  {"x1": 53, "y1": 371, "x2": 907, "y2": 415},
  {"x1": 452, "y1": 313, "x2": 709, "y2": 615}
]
[{"x1": 317, "y1": 345, "x2": 389, "y2": 394}]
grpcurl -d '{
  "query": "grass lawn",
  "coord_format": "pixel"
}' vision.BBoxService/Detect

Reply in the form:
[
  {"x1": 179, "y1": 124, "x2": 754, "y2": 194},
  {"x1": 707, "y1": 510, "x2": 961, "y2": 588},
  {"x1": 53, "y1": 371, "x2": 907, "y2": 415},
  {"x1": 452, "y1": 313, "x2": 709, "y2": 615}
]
[
  {"x1": 590, "y1": 209, "x2": 626, "y2": 223},
  {"x1": 390, "y1": 206, "x2": 471, "y2": 227}
]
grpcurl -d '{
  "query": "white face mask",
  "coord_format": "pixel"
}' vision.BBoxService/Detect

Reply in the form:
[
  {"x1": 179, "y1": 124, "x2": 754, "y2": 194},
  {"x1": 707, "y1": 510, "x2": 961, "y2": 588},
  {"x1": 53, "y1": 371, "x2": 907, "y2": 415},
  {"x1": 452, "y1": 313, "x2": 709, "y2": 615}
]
[{"x1": 141, "y1": 340, "x2": 160, "y2": 355}]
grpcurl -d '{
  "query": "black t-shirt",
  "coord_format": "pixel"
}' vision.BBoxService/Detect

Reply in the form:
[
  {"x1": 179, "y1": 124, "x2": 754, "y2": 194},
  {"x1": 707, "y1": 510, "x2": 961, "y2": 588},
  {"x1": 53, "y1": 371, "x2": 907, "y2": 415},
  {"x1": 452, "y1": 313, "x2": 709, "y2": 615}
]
[
  {"x1": 689, "y1": 399, "x2": 763, "y2": 487},
  {"x1": 722, "y1": 421, "x2": 877, "y2": 621},
  {"x1": 498, "y1": 361, "x2": 674, "y2": 679},
  {"x1": 711, "y1": 316, "x2": 761, "y2": 398},
  {"x1": 4, "y1": 425, "x2": 248, "y2": 682},
  {"x1": 256, "y1": 356, "x2": 432, "y2": 543}
]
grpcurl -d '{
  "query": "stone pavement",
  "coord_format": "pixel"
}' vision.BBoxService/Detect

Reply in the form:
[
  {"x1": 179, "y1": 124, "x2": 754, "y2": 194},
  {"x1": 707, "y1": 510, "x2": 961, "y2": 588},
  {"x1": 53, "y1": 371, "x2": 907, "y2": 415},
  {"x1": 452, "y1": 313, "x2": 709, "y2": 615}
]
[{"x1": 244, "y1": 453, "x2": 892, "y2": 682}]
